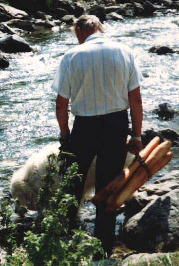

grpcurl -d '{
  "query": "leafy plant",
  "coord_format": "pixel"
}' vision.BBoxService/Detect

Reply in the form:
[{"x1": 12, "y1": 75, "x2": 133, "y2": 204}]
[{"x1": 1, "y1": 152, "x2": 104, "y2": 265}]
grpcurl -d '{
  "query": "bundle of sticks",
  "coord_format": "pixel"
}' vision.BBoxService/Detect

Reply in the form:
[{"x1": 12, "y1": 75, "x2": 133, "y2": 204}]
[{"x1": 91, "y1": 137, "x2": 173, "y2": 212}]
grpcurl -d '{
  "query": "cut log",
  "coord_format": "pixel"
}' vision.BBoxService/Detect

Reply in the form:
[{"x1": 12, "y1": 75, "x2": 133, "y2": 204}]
[
  {"x1": 106, "y1": 151, "x2": 173, "y2": 212},
  {"x1": 92, "y1": 136, "x2": 161, "y2": 205}
]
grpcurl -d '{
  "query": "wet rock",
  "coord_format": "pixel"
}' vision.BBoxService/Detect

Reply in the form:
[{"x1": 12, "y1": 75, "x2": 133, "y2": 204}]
[
  {"x1": 0, "y1": 3, "x2": 28, "y2": 19},
  {"x1": 73, "y1": 2, "x2": 86, "y2": 18},
  {"x1": 6, "y1": 19, "x2": 35, "y2": 32},
  {"x1": 0, "y1": 54, "x2": 9, "y2": 69},
  {"x1": 122, "y1": 189, "x2": 179, "y2": 252},
  {"x1": 0, "y1": 35, "x2": 32, "y2": 53},
  {"x1": 149, "y1": 46, "x2": 175, "y2": 54},
  {"x1": 53, "y1": 8, "x2": 69, "y2": 19},
  {"x1": 143, "y1": 1, "x2": 158, "y2": 16},
  {"x1": 0, "y1": 7, "x2": 12, "y2": 22},
  {"x1": 61, "y1": 15, "x2": 75, "y2": 25},
  {"x1": 105, "y1": 5, "x2": 122, "y2": 14},
  {"x1": 0, "y1": 23, "x2": 15, "y2": 35},
  {"x1": 33, "y1": 19, "x2": 54, "y2": 29},
  {"x1": 106, "y1": 12, "x2": 124, "y2": 21},
  {"x1": 88, "y1": 5, "x2": 106, "y2": 23},
  {"x1": 142, "y1": 128, "x2": 178, "y2": 146},
  {"x1": 153, "y1": 103, "x2": 176, "y2": 120},
  {"x1": 55, "y1": 0, "x2": 75, "y2": 15}
]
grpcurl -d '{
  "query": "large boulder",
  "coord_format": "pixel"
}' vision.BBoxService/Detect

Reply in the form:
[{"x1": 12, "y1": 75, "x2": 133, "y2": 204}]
[
  {"x1": 121, "y1": 176, "x2": 179, "y2": 252},
  {"x1": 0, "y1": 3, "x2": 28, "y2": 19},
  {"x1": 0, "y1": 54, "x2": 9, "y2": 69},
  {"x1": 0, "y1": 35, "x2": 33, "y2": 53},
  {"x1": 0, "y1": 23, "x2": 15, "y2": 35}
]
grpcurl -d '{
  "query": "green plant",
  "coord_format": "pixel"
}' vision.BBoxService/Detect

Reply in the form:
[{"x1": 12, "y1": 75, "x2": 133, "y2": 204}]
[{"x1": 2, "y1": 152, "x2": 104, "y2": 265}]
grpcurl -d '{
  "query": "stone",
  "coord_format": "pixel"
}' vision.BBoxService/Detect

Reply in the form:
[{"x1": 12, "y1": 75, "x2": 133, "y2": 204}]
[
  {"x1": 122, "y1": 189, "x2": 179, "y2": 252},
  {"x1": 0, "y1": 23, "x2": 15, "y2": 35},
  {"x1": 149, "y1": 46, "x2": 175, "y2": 54},
  {"x1": 0, "y1": 3, "x2": 28, "y2": 19},
  {"x1": 106, "y1": 12, "x2": 124, "y2": 21},
  {"x1": 89, "y1": 5, "x2": 106, "y2": 23},
  {"x1": 7, "y1": 19, "x2": 35, "y2": 32},
  {"x1": 153, "y1": 103, "x2": 176, "y2": 120},
  {"x1": 122, "y1": 252, "x2": 179, "y2": 266},
  {"x1": 0, "y1": 35, "x2": 33, "y2": 53},
  {"x1": 0, "y1": 54, "x2": 9, "y2": 69},
  {"x1": 61, "y1": 15, "x2": 75, "y2": 25}
]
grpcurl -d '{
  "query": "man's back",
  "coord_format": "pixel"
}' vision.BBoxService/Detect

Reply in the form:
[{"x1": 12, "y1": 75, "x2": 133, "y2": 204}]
[{"x1": 65, "y1": 34, "x2": 140, "y2": 116}]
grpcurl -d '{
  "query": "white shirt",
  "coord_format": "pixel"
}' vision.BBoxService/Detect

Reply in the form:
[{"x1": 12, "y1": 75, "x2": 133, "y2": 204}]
[{"x1": 52, "y1": 33, "x2": 141, "y2": 116}]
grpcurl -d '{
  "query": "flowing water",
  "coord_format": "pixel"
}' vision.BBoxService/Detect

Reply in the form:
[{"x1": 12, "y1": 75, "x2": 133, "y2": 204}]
[{"x1": 0, "y1": 14, "x2": 179, "y2": 195}]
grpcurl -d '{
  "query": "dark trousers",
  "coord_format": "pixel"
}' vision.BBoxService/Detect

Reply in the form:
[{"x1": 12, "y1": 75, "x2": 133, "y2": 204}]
[{"x1": 68, "y1": 110, "x2": 128, "y2": 254}]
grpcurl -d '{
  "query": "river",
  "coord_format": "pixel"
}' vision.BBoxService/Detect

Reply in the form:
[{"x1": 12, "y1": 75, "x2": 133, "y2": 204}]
[{"x1": 0, "y1": 13, "x2": 179, "y2": 196}]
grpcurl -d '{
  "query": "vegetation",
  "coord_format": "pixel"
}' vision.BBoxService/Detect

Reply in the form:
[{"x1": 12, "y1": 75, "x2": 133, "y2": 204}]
[{"x1": 0, "y1": 153, "x2": 104, "y2": 265}]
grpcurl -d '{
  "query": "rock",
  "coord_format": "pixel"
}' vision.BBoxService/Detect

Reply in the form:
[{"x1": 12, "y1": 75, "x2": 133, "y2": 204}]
[
  {"x1": 0, "y1": 54, "x2": 9, "y2": 69},
  {"x1": 55, "y1": 0, "x2": 75, "y2": 15},
  {"x1": 106, "y1": 12, "x2": 124, "y2": 21},
  {"x1": 142, "y1": 129, "x2": 163, "y2": 147},
  {"x1": 0, "y1": 3, "x2": 28, "y2": 19},
  {"x1": 159, "y1": 129, "x2": 179, "y2": 145},
  {"x1": 133, "y1": 2, "x2": 145, "y2": 16},
  {"x1": 122, "y1": 189, "x2": 179, "y2": 252},
  {"x1": 0, "y1": 23, "x2": 15, "y2": 35},
  {"x1": 142, "y1": 128, "x2": 178, "y2": 146},
  {"x1": 33, "y1": 19, "x2": 54, "y2": 29},
  {"x1": 73, "y1": 2, "x2": 86, "y2": 18},
  {"x1": 105, "y1": 5, "x2": 122, "y2": 14},
  {"x1": 149, "y1": 46, "x2": 175, "y2": 54},
  {"x1": 88, "y1": 5, "x2": 106, "y2": 23},
  {"x1": 0, "y1": 7, "x2": 12, "y2": 22},
  {"x1": 153, "y1": 103, "x2": 176, "y2": 120},
  {"x1": 0, "y1": 35, "x2": 32, "y2": 53},
  {"x1": 61, "y1": 15, "x2": 75, "y2": 25},
  {"x1": 7, "y1": 19, "x2": 35, "y2": 32},
  {"x1": 142, "y1": 1, "x2": 157, "y2": 16},
  {"x1": 122, "y1": 251, "x2": 179, "y2": 266},
  {"x1": 53, "y1": 8, "x2": 69, "y2": 19}
]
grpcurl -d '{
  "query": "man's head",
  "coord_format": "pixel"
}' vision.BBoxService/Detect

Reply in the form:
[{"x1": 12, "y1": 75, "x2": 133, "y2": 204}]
[{"x1": 73, "y1": 15, "x2": 104, "y2": 44}]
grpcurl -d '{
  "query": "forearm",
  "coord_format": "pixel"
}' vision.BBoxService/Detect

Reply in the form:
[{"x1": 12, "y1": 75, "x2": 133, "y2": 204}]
[
  {"x1": 56, "y1": 95, "x2": 70, "y2": 137},
  {"x1": 128, "y1": 87, "x2": 143, "y2": 137}
]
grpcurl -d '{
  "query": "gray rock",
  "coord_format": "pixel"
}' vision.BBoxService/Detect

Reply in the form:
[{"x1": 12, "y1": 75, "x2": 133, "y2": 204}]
[
  {"x1": 0, "y1": 3, "x2": 28, "y2": 19},
  {"x1": 7, "y1": 19, "x2": 35, "y2": 32},
  {"x1": 0, "y1": 23, "x2": 15, "y2": 35},
  {"x1": 122, "y1": 189, "x2": 179, "y2": 252},
  {"x1": 0, "y1": 34, "x2": 32, "y2": 53},
  {"x1": 0, "y1": 54, "x2": 9, "y2": 69},
  {"x1": 106, "y1": 12, "x2": 124, "y2": 21},
  {"x1": 149, "y1": 46, "x2": 175, "y2": 54},
  {"x1": 153, "y1": 103, "x2": 176, "y2": 120},
  {"x1": 61, "y1": 15, "x2": 75, "y2": 25}
]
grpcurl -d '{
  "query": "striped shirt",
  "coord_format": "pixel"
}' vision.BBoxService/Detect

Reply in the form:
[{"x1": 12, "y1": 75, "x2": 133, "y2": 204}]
[{"x1": 52, "y1": 33, "x2": 141, "y2": 116}]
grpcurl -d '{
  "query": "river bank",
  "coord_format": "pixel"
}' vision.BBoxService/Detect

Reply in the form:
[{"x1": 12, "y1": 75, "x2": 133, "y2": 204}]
[{"x1": 0, "y1": 0, "x2": 179, "y2": 264}]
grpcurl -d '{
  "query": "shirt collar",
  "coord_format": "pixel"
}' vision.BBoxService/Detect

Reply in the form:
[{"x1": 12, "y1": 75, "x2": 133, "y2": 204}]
[{"x1": 85, "y1": 32, "x2": 104, "y2": 43}]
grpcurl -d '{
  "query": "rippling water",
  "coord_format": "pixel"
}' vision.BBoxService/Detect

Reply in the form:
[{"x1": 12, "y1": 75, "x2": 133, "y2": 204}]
[{"x1": 0, "y1": 14, "x2": 179, "y2": 193}]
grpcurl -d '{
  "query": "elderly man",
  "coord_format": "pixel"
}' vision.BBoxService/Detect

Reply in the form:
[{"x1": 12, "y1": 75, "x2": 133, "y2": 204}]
[{"x1": 52, "y1": 15, "x2": 143, "y2": 257}]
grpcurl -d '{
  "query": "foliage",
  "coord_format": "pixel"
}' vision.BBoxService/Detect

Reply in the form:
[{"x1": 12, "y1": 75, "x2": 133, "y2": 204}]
[{"x1": 0, "y1": 153, "x2": 104, "y2": 265}]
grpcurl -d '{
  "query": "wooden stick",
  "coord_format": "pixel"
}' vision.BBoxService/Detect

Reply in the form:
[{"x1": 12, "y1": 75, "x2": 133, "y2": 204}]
[
  {"x1": 106, "y1": 151, "x2": 173, "y2": 212},
  {"x1": 92, "y1": 137, "x2": 161, "y2": 205}
]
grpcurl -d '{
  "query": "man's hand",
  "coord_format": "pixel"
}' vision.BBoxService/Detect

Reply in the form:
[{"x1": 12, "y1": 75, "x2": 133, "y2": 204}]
[{"x1": 127, "y1": 137, "x2": 143, "y2": 154}]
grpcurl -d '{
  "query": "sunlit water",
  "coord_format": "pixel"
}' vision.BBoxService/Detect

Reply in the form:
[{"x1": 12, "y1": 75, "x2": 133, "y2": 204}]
[{"x1": 0, "y1": 14, "x2": 179, "y2": 195}]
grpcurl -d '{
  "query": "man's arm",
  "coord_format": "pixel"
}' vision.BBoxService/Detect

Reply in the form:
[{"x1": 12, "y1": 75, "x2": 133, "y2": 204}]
[
  {"x1": 56, "y1": 95, "x2": 70, "y2": 138},
  {"x1": 128, "y1": 87, "x2": 143, "y2": 153}
]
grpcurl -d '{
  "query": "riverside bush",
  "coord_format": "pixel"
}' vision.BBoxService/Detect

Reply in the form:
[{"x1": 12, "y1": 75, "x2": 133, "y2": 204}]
[{"x1": 1, "y1": 153, "x2": 104, "y2": 265}]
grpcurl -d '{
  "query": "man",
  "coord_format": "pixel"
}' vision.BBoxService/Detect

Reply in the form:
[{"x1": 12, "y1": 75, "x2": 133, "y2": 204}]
[{"x1": 52, "y1": 15, "x2": 143, "y2": 256}]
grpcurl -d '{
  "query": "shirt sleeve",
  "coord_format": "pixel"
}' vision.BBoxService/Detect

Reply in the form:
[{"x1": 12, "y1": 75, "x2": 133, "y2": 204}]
[
  {"x1": 127, "y1": 54, "x2": 142, "y2": 92},
  {"x1": 51, "y1": 54, "x2": 71, "y2": 99}
]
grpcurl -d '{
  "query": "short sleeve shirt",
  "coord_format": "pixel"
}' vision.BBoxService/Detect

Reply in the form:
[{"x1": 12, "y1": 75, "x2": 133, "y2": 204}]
[{"x1": 52, "y1": 33, "x2": 141, "y2": 116}]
